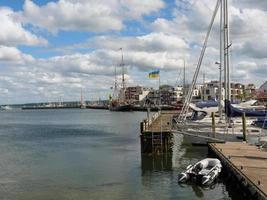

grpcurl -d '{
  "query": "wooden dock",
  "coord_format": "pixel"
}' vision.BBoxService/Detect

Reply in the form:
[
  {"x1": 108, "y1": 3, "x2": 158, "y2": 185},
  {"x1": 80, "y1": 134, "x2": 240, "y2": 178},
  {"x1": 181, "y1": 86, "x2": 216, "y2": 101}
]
[
  {"x1": 140, "y1": 111, "x2": 178, "y2": 154},
  {"x1": 209, "y1": 142, "x2": 267, "y2": 200},
  {"x1": 142, "y1": 111, "x2": 177, "y2": 133}
]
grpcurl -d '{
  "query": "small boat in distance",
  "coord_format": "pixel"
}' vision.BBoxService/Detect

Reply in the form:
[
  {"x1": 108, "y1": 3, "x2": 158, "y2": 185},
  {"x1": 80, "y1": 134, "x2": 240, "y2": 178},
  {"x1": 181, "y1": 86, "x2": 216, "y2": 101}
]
[
  {"x1": 0, "y1": 105, "x2": 12, "y2": 111},
  {"x1": 178, "y1": 158, "x2": 222, "y2": 186}
]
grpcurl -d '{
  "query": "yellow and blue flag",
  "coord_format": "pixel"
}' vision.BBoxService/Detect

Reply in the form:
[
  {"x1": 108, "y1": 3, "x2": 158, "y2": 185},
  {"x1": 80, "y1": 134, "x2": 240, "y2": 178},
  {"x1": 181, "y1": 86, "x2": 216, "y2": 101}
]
[{"x1": 148, "y1": 70, "x2": 160, "y2": 78}]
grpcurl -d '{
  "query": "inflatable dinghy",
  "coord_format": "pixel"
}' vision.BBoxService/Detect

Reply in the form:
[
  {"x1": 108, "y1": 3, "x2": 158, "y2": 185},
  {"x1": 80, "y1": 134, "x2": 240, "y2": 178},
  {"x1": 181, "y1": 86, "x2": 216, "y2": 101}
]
[{"x1": 178, "y1": 158, "x2": 222, "y2": 186}]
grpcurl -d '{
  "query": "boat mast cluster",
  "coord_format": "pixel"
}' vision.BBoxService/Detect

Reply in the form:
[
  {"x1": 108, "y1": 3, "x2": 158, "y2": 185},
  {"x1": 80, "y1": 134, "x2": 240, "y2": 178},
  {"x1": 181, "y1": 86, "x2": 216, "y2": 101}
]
[{"x1": 177, "y1": 0, "x2": 231, "y2": 125}]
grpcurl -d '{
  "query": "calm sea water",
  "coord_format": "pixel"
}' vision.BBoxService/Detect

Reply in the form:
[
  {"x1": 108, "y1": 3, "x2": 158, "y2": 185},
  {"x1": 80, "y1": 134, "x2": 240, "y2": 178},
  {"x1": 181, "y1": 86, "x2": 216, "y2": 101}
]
[{"x1": 0, "y1": 109, "x2": 240, "y2": 200}]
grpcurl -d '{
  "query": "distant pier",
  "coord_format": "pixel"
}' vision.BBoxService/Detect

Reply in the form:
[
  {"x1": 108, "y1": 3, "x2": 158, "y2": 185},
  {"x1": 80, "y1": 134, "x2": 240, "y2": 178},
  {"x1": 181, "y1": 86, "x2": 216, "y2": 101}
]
[
  {"x1": 209, "y1": 142, "x2": 267, "y2": 200},
  {"x1": 21, "y1": 104, "x2": 109, "y2": 110}
]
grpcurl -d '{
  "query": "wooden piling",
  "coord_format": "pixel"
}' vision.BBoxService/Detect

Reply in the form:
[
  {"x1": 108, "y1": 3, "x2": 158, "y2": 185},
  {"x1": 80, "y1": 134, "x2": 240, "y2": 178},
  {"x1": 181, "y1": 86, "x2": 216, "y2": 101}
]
[
  {"x1": 242, "y1": 113, "x2": 247, "y2": 142},
  {"x1": 211, "y1": 112, "x2": 216, "y2": 138},
  {"x1": 140, "y1": 121, "x2": 144, "y2": 134}
]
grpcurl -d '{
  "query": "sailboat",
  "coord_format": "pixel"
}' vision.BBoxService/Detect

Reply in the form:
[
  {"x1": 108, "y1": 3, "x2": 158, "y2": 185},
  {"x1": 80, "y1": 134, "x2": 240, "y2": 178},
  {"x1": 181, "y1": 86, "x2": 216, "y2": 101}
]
[
  {"x1": 109, "y1": 48, "x2": 132, "y2": 112},
  {"x1": 0, "y1": 95, "x2": 12, "y2": 111},
  {"x1": 225, "y1": 100, "x2": 267, "y2": 117},
  {"x1": 172, "y1": 0, "x2": 265, "y2": 145}
]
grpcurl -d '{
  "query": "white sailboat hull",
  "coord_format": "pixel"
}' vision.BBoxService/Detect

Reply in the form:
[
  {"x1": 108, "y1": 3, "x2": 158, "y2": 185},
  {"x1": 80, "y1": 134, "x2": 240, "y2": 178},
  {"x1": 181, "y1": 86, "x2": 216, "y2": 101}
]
[
  {"x1": 183, "y1": 131, "x2": 241, "y2": 145},
  {"x1": 175, "y1": 125, "x2": 263, "y2": 145}
]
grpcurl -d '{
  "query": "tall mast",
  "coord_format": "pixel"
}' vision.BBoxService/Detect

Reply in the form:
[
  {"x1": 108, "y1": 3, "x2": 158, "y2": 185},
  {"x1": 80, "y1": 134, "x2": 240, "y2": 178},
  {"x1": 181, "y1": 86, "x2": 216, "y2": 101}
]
[
  {"x1": 218, "y1": 0, "x2": 223, "y2": 122},
  {"x1": 203, "y1": 72, "x2": 205, "y2": 101},
  {"x1": 223, "y1": 0, "x2": 231, "y2": 124},
  {"x1": 203, "y1": 72, "x2": 205, "y2": 85},
  {"x1": 80, "y1": 88, "x2": 84, "y2": 107},
  {"x1": 113, "y1": 63, "x2": 118, "y2": 99},
  {"x1": 183, "y1": 59, "x2": 186, "y2": 102},
  {"x1": 120, "y1": 48, "x2": 125, "y2": 89},
  {"x1": 183, "y1": 59, "x2": 185, "y2": 88},
  {"x1": 225, "y1": 0, "x2": 231, "y2": 102},
  {"x1": 223, "y1": 0, "x2": 227, "y2": 122}
]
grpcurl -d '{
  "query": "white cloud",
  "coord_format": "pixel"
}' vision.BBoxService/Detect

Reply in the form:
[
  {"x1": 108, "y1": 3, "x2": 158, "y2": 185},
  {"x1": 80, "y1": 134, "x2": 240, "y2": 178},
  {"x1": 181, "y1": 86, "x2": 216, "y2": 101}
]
[
  {"x1": 122, "y1": 0, "x2": 165, "y2": 19},
  {"x1": 0, "y1": 47, "x2": 184, "y2": 103},
  {"x1": 237, "y1": 39, "x2": 267, "y2": 59},
  {"x1": 0, "y1": 0, "x2": 267, "y2": 104},
  {"x1": 0, "y1": 88, "x2": 9, "y2": 96},
  {"x1": 0, "y1": 45, "x2": 34, "y2": 63},
  {"x1": 232, "y1": 0, "x2": 267, "y2": 11},
  {"x1": 151, "y1": 0, "x2": 267, "y2": 85},
  {"x1": 18, "y1": 0, "x2": 165, "y2": 33},
  {"x1": 43, "y1": 53, "x2": 115, "y2": 76},
  {"x1": 0, "y1": 7, "x2": 47, "y2": 46},
  {"x1": 87, "y1": 33, "x2": 189, "y2": 72},
  {"x1": 92, "y1": 32, "x2": 188, "y2": 52}
]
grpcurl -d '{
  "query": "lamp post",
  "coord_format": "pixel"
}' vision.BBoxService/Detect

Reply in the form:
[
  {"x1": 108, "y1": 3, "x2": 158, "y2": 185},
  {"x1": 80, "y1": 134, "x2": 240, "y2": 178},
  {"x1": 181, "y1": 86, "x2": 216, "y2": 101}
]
[{"x1": 215, "y1": 61, "x2": 223, "y2": 122}]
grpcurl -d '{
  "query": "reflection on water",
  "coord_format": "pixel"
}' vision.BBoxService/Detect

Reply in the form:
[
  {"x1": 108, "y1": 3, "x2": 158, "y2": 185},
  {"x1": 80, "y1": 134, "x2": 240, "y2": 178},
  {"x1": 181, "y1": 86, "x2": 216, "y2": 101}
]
[
  {"x1": 0, "y1": 109, "x2": 243, "y2": 199},
  {"x1": 140, "y1": 134, "x2": 244, "y2": 200},
  {"x1": 141, "y1": 154, "x2": 172, "y2": 173}
]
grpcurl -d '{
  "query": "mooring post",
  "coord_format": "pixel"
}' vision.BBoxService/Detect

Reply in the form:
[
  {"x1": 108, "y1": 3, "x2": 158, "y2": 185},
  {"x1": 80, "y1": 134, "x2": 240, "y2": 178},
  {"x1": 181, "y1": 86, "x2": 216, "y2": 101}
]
[
  {"x1": 147, "y1": 107, "x2": 150, "y2": 125},
  {"x1": 212, "y1": 112, "x2": 216, "y2": 137},
  {"x1": 140, "y1": 121, "x2": 144, "y2": 134},
  {"x1": 242, "y1": 113, "x2": 247, "y2": 142}
]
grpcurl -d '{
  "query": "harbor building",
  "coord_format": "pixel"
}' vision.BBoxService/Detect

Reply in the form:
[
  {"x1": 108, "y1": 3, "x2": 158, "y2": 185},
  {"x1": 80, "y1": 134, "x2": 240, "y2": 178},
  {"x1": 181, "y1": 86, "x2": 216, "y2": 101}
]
[
  {"x1": 244, "y1": 83, "x2": 257, "y2": 100},
  {"x1": 146, "y1": 89, "x2": 160, "y2": 105},
  {"x1": 144, "y1": 85, "x2": 184, "y2": 106},
  {"x1": 174, "y1": 86, "x2": 184, "y2": 100},
  {"x1": 230, "y1": 83, "x2": 244, "y2": 101},
  {"x1": 254, "y1": 81, "x2": 267, "y2": 102},
  {"x1": 183, "y1": 84, "x2": 203, "y2": 102},
  {"x1": 160, "y1": 85, "x2": 181, "y2": 105},
  {"x1": 202, "y1": 81, "x2": 225, "y2": 101},
  {"x1": 201, "y1": 81, "x2": 248, "y2": 101},
  {"x1": 259, "y1": 81, "x2": 267, "y2": 93},
  {"x1": 125, "y1": 86, "x2": 150, "y2": 104}
]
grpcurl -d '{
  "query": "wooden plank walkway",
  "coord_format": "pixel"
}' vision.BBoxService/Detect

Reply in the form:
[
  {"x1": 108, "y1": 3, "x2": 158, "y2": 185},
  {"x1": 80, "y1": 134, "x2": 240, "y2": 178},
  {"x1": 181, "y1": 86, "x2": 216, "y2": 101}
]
[
  {"x1": 209, "y1": 142, "x2": 267, "y2": 199},
  {"x1": 143, "y1": 111, "x2": 178, "y2": 133}
]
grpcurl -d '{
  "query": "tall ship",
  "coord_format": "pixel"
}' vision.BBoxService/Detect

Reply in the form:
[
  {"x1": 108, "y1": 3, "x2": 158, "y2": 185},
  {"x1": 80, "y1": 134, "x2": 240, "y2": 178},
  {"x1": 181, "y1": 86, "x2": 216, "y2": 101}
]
[{"x1": 109, "y1": 48, "x2": 132, "y2": 111}]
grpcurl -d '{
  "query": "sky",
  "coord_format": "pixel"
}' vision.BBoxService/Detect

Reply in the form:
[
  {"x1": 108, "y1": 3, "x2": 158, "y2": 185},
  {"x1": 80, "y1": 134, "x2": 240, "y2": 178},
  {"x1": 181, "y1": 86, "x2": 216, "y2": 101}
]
[{"x1": 0, "y1": 0, "x2": 266, "y2": 104}]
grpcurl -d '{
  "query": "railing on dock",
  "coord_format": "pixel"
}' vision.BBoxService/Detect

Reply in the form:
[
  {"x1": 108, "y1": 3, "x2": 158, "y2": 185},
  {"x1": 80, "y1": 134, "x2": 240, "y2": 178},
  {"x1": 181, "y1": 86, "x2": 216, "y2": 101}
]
[{"x1": 142, "y1": 110, "x2": 161, "y2": 132}]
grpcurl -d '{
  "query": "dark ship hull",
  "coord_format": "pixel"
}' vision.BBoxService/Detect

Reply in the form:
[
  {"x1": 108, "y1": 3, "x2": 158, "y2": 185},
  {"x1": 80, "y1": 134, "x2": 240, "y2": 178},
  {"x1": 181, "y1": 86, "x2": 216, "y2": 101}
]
[{"x1": 109, "y1": 103, "x2": 132, "y2": 111}]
